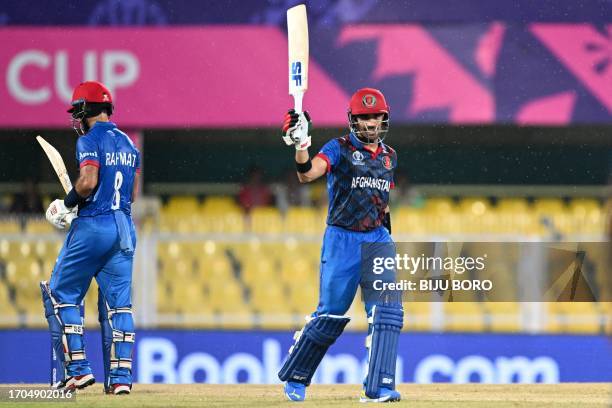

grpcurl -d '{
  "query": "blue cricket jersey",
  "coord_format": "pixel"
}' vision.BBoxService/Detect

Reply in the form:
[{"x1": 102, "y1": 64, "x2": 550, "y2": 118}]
[
  {"x1": 316, "y1": 132, "x2": 396, "y2": 232},
  {"x1": 75, "y1": 121, "x2": 140, "y2": 217}
]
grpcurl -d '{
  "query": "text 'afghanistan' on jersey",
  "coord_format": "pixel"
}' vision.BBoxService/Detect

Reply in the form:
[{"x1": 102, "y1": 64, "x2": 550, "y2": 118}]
[{"x1": 316, "y1": 132, "x2": 396, "y2": 232}]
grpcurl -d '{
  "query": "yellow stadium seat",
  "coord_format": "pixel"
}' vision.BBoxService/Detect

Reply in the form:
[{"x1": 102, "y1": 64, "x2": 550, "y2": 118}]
[
  {"x1": 231, "y1": 240, "x2": 266, "y2": 264},
  {"x1": 14, "y1": 261, "x2": 45, "y2": 318},
  {"x1": 0, "y1": 282, "x2": 12, "y2": 306},
  {"x1": 159, "y1": 241, "x2": 191, "y2": 262},
  {"x1": 484, "y1": 302, "x2": 521, "y2": 332},
  {"x1": 250, "y1": 281, "x2": 288, "y2": 314},
  {"x1": 569, "y1": 199, "x2": 604, "y2": 235},
  {"x1": 287, "y1": 281, "x2": 318, "y2": 315},
  {"x1": 83, "y1": 281, "x2": 100, "y2": 327},
  {"x1": 277, "y1": 240, "x2": 320, "y2": 262},
  {"x1": 4, "y1": 260, "x2": 20, "y2": 286},
  {"x1": 284, "y1": 207, "x2": 324, "y2": 234},
  {"x1": 161, "y1": 258, "x2": 194, "y2": 283},
  {"x1": 569, "y1": 198, "x2": 601, "y2": 214},
  {"x1": 346, "y1": 294, "x2": 368, "y2": 331},
  {"x1": 533, "y1": 198, "x2": 565, "y2": 214},
  {"x1": 1, "y1": 241, "x2": 34, "y2": 261},
  {"x1": 250, "y1": 207, "x2": 283, "y2": 234},
  {"x1": 241, "y1": 255, "x2": 277, "y2": 286},
  {"x1": 197, "y1": 209, "x2": 245, "y2": 233},
  {"x1": 33, "y1": 240, "x2": 51, "y2": 259},
  {"x1": 197, "y1": 255, "x2": 233, "y2": 282},
  {"x1": 25, "y1": 218, "x2": 55, "y2": 234},
  {"x1": 394, "y1": 207, "x2": 426, "y2": 235},
  {"x1": 22, "y1": 301, "x2": 46, "y2": 327},
  {"x1": 280, "y1": 256, "x2": 316, "y2": 286},
  {"x1": 156, "y1": 281, "x2": 175, "y2": 314},
  {"x1": 191, "y1": 240, "x2": 224, "y2": 258},
  {"x1": 424, "y1": 198, "x2": 455, "y2": 214},
  {"x1": 458, "y1": 197, "x2": 491, "y2": 215},
  {"x1": 0, "y1": 282, "x2": 18, "y2": 328},
  {"x1": 159, "y1": 214, "x2": 206, "y2": 233},
  {"x1": 404, "y1": 302, "x2": 432, "y2": 331},
  {"x1": 201, "y1": 196, "x2": 240, "y2": 212},
  {"x1": 209, "y1": 279, "x2": 247, "y2": 313},
  {"x1": 496, "y1": 198, "x2": 529, "y2": 213},
  {"x1": 0, "y1": 219, "x2": 21, "y2": 233},
  {"x1": 443, "y1": 303, "x2": 485, "y2": 332},
  {"x1": 218, "y1": 310, "x2": 254, "y2": 330},
  {"x1": 547, "y1": 302, "x2": 600, "y2": 334},
  {"x1": 310, "y1": 181, "x2": 327, "y2": 204},
  {"x1": 181, "y1": 284, "x2": 213, "y2": 315},
  {"x1": 165, "y1": 196, "x2": 199, "y2": 213},
  {"x1": 599, "y1": 302, "x2": 611, "y2": 335},
  {"x1": 427, "y1": 212, "x2": 462, "y2": 235}
]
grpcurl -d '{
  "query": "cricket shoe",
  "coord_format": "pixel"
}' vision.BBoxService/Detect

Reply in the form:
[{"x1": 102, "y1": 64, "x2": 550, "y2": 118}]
[
  {"x1": 284, "y1": 381, "x2": 306, "y2": 401},
  {"x1": 110, "y1": 384, "x2": 131, "y2": 395},
  {"x1": 359, "y1": 388, "x2": 401, "y2": 403},
  {"x1": 65, "y1": 374, "x2": 95, "y2": 391}
]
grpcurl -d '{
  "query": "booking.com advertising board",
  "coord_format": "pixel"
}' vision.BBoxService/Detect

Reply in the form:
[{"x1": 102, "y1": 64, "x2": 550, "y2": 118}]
[{"x1": 1, "y1": 330, "x2": 610, "y2": 384}]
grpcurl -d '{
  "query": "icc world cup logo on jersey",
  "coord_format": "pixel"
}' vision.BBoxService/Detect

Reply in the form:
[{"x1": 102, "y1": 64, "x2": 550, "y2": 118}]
[{"x1": 382, "y1": 156, "x2": 392, "y2": 170}]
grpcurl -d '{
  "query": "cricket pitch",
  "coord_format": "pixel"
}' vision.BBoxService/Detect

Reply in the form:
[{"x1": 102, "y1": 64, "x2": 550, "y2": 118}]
[{"x1": 0, "y1": 383, "x2": 609, "y2": 407}]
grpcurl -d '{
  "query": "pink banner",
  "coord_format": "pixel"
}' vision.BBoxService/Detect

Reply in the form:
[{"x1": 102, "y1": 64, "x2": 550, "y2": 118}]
[{"x1": 0, "y1": 28, "x2": 349, "y2": 128}]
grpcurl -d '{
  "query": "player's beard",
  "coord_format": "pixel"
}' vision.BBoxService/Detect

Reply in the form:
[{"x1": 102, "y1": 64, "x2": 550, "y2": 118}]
[{"x1": 355, "y1": 121, "x2": 384, "y2": 144}]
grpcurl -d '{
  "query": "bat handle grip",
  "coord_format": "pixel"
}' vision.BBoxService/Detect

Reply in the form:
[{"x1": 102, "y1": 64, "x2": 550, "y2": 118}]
[{"x1": 292, "y1": 91, "x2": 304, "y2": 114}]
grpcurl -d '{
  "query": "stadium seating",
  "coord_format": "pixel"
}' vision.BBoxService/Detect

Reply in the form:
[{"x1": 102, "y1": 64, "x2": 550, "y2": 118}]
[
  {"x1": 0, "y1": 195, "x2": 608, "y2": 332},
  {"x1": 0, "y1": 219, "x2": 21, "y2": 233}
]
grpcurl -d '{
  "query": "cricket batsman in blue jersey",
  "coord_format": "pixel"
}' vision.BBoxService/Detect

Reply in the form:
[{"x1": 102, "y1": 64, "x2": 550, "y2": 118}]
[
  {"x1": 278, "y1": 88, "x2": 403, "y2": 402},
  {"x1": 41, "y1": 81, "x2": 140, "y2": 395}
]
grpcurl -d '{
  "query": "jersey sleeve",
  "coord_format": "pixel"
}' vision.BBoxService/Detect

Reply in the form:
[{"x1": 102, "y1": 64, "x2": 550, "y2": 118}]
[
  {"x1": 316, "y1": 139, "x2": 340, "y2": 174},
  {"x1": 76, "y1": 136, "x2": 100, "y2": 168}
]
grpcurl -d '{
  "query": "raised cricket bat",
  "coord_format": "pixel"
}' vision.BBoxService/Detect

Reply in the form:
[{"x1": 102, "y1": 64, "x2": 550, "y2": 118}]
[
  {"x1": 36, "y1": 135, "x2": 72, "y2": 194},
  {"x1": 287, "y1": 4, "x2": 309, "y2": 114}
]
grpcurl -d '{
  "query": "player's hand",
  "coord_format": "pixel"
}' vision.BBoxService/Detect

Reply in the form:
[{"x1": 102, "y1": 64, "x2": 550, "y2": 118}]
[
  {"x1": 282, "y1": 109, "x2": 312, "y2": 150},
  {"x1": 45, "y1": 199, "x2": 77, "y2": 229}
]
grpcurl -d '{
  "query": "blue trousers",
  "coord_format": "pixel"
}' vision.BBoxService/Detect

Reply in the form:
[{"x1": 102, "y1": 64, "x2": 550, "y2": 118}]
[
  {"x1": 48, "y1": 213, "x2": 135, "y2": 385},
  {"x1": 315, "y1": 225, "x2": 395, "y2": 317}
]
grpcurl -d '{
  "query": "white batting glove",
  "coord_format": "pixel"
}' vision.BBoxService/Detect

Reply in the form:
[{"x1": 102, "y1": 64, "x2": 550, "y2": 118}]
[
  {"x1": 45, "y1": 199, "x2": 77, "y2": 229},
  {"x1": 282, "y1": 110, "x2": 312, "y2": 151}
]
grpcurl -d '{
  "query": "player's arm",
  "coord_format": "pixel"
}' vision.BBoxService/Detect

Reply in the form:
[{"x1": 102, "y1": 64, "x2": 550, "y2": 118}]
[
  {"x1": 61, "y1": 164, "x2": 98, "y2": 210},
  {"x1": 65, "y1": 137, "x2": 100, "y2": 209},
  {"x1": 295, "y1": 149, "x2": 327, "y2": 183},
  {"x1": 46, "y1": 137, "x2": 100, "y2": 229},
  {"x1": 74, "y1": 164, "x2": 99, "y2": 197}
]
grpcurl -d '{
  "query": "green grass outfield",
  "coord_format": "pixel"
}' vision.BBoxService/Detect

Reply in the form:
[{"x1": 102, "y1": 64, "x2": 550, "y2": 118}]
[{"x1": 0, "y1": 383, "x2": 610, "y2": 407}]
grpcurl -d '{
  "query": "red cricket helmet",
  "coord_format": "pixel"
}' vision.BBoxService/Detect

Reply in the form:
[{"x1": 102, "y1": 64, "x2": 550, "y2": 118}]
[
  {"x1": 67, "y1": 81, "x2": 114, "y2": 135},
  {"x1": 347, "y1": 88, "x2": 390, "y2": 143},
  {"x1": 67, "y1": 81, "x2": 113, "y2": 113},
  {"x1": 348, "y1": 87, "x2": 389, "y2": 117}
]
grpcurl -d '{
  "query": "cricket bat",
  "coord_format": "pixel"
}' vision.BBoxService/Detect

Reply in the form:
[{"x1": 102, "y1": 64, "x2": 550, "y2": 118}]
[
  {"x1": 36, "y1": 138, "x2": 78, "y2": 388},
  {"x1": 36, "y1": 135, "x2": 72, "y2": 194},
  {"x1": 287, "y1": 4, "x2": 309, "y2": 114}
]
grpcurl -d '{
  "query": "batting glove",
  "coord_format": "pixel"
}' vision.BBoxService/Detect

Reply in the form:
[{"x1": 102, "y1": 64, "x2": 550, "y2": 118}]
[
  {"x1": 45, "y1": 199, "x2": 77, "y2": 229},
  {"x1": 282, "y1": 109, "x2": 312, "y2": 151}
]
